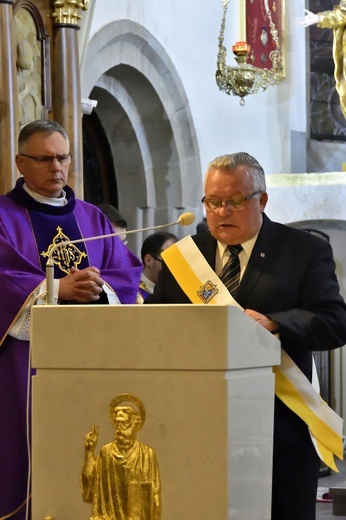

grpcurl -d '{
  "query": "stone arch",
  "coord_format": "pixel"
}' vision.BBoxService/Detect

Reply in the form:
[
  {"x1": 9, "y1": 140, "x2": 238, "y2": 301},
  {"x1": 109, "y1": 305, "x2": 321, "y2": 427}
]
[{"x1": 81, "y1": 20, "x2": 201, "y2": 245}]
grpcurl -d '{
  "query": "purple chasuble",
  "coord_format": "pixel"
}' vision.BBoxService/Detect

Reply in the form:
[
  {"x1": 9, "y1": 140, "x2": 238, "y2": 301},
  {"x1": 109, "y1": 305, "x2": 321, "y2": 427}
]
[{"x1": 0, "y1": 179, "x2": 142, "y2": 519}]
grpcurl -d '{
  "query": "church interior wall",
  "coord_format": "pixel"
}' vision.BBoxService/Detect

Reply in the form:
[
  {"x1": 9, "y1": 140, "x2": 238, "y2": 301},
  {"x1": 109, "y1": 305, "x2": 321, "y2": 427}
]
[
  {"x1": 80, "y1": 17, "x2": 202, "y2": 254},
  {"x1": 308, "y1": 139, "x2": 346, "y2": 172},
  {"x1": 290, "y1": 130, "x2": 308, "y2": 173},
  {"x1": 79, "y1": 0, "x2": 346, "y2": 175},
  {"x1": 79, "y1": 0, "x2": 308, "y2": 176}
]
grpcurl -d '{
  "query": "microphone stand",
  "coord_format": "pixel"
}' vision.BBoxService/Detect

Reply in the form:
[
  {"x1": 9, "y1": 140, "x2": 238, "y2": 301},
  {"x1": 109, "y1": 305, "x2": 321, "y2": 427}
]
[{"x1": 45, "y1": 212, "x2": 195, "y2": 305}]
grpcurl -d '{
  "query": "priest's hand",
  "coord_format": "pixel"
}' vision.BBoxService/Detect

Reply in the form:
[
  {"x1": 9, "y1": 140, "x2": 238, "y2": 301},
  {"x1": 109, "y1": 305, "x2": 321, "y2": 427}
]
[{"x1": 59, "y1": 266, "x2": 104, "y2": 302}]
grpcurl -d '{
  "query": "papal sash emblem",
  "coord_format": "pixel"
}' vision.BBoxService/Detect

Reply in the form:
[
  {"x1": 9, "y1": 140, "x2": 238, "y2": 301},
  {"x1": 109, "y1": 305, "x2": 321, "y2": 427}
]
[{"x1": 197, "y1": 280, "x2": 219, "y2": 304}]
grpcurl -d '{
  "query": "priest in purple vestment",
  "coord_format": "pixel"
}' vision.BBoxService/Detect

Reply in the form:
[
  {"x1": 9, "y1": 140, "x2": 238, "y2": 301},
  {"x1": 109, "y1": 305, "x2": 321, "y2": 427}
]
[{"x1": 0, "y1": 119, "x2": 143, "y2": 520}]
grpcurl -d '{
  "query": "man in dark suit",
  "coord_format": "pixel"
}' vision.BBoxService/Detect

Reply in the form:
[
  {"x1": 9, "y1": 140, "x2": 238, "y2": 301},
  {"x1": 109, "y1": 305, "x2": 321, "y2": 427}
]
[{"x1": 145, "y1": 152, "x2": 346, "y2": 520}]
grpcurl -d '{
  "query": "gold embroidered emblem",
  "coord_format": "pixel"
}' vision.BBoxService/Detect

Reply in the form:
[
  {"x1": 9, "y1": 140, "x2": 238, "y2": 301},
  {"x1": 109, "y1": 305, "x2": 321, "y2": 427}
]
[
  {"x1": 41, "y1": 226, "x2": 87, "y2": 274},
  {"x1": 197, "y1": 280, "x2": 219, "y2": 304}
]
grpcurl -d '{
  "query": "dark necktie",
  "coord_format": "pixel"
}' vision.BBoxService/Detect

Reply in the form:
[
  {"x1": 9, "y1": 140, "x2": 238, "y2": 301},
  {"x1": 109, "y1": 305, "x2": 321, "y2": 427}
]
[{"x1": 219, "y1": 244, "x2": 243, "y2": 293}]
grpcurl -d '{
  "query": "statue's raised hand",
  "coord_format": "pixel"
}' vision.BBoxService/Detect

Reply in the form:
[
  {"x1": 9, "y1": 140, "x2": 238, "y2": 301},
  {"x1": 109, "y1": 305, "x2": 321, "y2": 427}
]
[
  {"x1": 297, "y1": 9, "x2": 320, "y2": 28},
  {"x1": 84, "y1": 424, "x2": 99, "y2": 452}
]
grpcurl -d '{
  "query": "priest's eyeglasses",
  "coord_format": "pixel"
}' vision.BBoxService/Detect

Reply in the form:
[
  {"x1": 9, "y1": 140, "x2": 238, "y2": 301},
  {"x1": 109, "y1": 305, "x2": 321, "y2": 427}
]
[
  {"x1": 201, "y1": 191, "x2": 262, "y2": 212},
  {"x1": 19, "y1": 153, "x2": 73, "y2": 165}
]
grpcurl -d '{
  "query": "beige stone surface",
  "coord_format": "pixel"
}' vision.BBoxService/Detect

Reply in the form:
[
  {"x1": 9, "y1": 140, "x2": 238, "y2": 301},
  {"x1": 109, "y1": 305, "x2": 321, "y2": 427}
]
[{"x1": 31, "y1": 304, "x2": 279, "y2": 520}]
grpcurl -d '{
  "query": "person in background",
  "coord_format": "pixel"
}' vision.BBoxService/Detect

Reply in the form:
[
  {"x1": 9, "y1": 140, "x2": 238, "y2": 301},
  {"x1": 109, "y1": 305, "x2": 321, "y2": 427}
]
[
  {"x1": 196, "y1": 216, "x2": 209, "y2": 233},
  {"x1": 145, "y1": 152, "x2": 346, "y2": 520},
  {"x1": 298, "y1": 2, "x2": 346, "y2": 118},
  {"x1": 0, "y1": 119, "x2": 142, "y2": 520},
  {"x1": 97, "y1": 203, "x2": 128, "y2": 244},
  {"x1": 138, "y1": 231, "x2": 177, "y2": 302}
]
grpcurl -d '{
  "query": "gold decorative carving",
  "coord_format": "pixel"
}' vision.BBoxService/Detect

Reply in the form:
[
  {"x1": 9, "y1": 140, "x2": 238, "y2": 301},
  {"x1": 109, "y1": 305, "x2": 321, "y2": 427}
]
[
  {"x1": 81, "y1": 393, "x2": 161, "y2": 520},
  {"x1": 14, "y1": 8, "x2": 43, "y2": 128},
  {"x1": 51, "y1": 0, "x2": 89, "y2": 26}
]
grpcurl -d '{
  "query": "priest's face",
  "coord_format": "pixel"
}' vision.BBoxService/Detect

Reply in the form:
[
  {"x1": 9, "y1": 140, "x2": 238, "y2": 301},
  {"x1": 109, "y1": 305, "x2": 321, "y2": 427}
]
[
  {"x1": 15, "y1": 131, "x2": 71, "y2": 198},
  {"x1": 203, "y1": 165, "x2": 268, "y2": 245}
]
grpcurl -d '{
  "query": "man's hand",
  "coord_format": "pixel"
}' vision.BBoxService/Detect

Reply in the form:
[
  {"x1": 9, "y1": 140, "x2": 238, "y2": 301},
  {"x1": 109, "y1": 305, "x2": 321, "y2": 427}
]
[
  {"x1": 297, "y1": 9, "x2": 320, "y2": 27},
  {"x1": 244, "y1": 309, "x2": 279, "y2": 333},
  {"x1": 59, "y1": 266, "x2": 104, "y2": 302}
]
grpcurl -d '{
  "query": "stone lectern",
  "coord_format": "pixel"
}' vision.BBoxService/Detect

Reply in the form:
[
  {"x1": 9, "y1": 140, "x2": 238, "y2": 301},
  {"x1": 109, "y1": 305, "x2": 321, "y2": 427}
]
[{"x1": 31, "y1": 304, "x2": 280, "y2": 520}]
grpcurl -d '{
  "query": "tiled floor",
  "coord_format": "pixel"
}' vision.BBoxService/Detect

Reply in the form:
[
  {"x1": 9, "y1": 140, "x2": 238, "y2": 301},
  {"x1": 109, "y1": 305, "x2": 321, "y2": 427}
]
[{"x1": 317, "y1": 458, "x2": 346, "y2": 519}]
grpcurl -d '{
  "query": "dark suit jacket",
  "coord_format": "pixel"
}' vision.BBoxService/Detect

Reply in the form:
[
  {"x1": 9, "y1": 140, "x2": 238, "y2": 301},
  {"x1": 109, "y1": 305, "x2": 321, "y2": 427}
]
[
  {"x1": 146, "y1": 213, "x2": 346, "y2": 513},
  {"x1": 145, "y1": 213, "x2": 346, "y2": 428}
]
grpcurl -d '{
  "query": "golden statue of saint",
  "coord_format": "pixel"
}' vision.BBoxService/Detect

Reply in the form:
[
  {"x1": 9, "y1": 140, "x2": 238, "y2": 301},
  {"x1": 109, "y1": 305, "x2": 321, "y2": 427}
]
[
  {"x1": 81, "y1": 394, "x2": 161, "y2": 520},
  {"x1": 298, "y1": 2, "x2": 346, "y2": 118}
]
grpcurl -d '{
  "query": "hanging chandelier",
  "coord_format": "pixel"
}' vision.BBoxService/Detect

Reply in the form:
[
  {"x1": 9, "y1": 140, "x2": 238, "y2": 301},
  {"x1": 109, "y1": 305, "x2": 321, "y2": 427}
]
[{"x1": 216, "y1": 0, "x2": 284, "y2": 105}]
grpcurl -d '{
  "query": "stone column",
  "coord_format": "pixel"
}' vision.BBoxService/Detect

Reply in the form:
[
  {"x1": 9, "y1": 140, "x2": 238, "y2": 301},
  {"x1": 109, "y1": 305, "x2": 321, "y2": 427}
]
[
  {"x1": 0, "y1": 0, "x2": 19, "y2": 195},
  {"x1": 51, "y1": 0, "x2": 89, "y2": 199}
]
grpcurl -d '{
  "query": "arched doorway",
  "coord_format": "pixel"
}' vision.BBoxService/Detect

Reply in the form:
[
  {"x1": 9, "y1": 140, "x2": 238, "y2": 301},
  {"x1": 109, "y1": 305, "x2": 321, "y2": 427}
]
[
  {"x1": 83, "y1": 110, "x2": 118, "y2": 207},
  {"x1": 81, "y1": 20, "x2": 201, "y2": 253}
]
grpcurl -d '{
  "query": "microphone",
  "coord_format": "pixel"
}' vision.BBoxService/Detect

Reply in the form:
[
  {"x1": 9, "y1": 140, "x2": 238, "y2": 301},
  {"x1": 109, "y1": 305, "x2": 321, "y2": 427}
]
[
  {"x1": 45, "y1": 212, "x2": 195, "y2": 305},
  {"x1": 176, "y1": 212, "x2": 195, "y2": 226}
]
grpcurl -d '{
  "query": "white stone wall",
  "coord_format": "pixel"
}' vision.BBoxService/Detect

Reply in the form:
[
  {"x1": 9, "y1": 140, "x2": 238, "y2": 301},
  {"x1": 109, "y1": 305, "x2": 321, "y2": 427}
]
[
  {"x1": 266, "y1": 172, "x2": 346, "y2": 223},
  {"x1": 79, "y1": 0, "x2": 310, "y2": 176}
]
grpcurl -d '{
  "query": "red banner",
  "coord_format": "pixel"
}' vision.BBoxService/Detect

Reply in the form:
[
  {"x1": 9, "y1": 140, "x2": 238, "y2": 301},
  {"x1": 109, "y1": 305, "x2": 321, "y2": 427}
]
[{"x1": 246, "y1": 0, "x2": 283, "y2": 70}]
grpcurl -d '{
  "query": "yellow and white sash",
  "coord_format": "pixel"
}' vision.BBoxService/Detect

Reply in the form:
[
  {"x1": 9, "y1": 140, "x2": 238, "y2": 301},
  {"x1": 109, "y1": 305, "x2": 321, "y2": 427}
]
[{"x1": 162, "y1": 235, "x2": 344, "y2": 471}]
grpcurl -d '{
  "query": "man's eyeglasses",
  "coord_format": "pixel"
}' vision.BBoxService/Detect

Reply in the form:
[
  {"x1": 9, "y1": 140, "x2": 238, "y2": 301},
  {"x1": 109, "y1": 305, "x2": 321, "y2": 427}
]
[
  {"x1": 150, "y1": 255, "x2": 163, "y2": 263},
  {"x1": 201, "y1": 191, "x2": 262, "y2": 212},
  {"x1": 19, "y1": 153, "x2": 73, "y2": 165}
]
